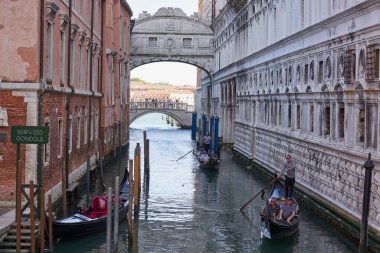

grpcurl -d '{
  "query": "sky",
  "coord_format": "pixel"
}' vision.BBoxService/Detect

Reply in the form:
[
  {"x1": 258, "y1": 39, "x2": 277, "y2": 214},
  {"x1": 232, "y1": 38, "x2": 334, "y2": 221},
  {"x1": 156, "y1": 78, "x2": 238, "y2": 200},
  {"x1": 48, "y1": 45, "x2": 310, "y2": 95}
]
[{"x1": 128, "y1": 0, "x2": 199, "y2": 86}]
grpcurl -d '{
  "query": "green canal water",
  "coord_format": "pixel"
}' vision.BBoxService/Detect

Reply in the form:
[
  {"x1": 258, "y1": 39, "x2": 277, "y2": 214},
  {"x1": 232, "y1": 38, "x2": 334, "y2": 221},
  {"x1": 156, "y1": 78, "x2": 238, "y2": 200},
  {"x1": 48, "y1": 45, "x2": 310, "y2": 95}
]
[{"x1": 54, "y1": 113, "x2": 356, "y2": 253}]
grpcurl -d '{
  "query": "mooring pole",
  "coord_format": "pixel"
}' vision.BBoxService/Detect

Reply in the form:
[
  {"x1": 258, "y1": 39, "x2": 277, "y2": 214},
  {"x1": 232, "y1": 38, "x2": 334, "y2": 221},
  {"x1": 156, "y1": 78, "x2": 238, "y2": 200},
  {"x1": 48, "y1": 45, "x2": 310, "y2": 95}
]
[
  {"x1": 113, "y1": 176, "x2": 119, "y2": 250},
  {"x1": 143, "y1": 131, "x2": 147, "y2": 169},
  {"x1": 145, "y1": 139, "x2": 150, "y2": 173},
  {"x1": 191, "y1": 111, "x2": 197, "y2": 140},
  {"x1": 48, "y1": 195, "x2": 53, "y2": 253},
  {"x1": 30, "y1": 181, "x2": 35, "y2": 253},
  {"x1": 134, "y1": 143, "x2": 141, "y2": 216},
  {"x1": 106, "y1": 187, "x2": 112, "y2": 253},
  {"x1": 39, "y1": 187, "x2": 45, "y2": 253},
  {"x1": 202, "y1": 113, "x2": 207, "y2": 137},
  {"x1": 359, "y1": 153, "x2": 375, "y2": 253},
  {"x1": 214, "y1": 117, "x2": 219, "y2": 155},
  {"x1": 128, "y1": 159, "x2": 134, "y2": 244},
  {"x1": 209, "y1": 116, "x2": 214, "y2": 153}
]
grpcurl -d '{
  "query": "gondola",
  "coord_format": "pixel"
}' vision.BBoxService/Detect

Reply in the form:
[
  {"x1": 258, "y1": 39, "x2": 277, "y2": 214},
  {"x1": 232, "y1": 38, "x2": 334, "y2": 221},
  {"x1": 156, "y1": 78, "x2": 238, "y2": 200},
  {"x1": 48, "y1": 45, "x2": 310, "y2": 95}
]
[
  {"x1": 195, "y1": 149, "x2": 219, "y2": 170},
  {"x1": 52, "y1": 171, "x2": 130, "y2": 239},
  {"x1": 260, "y1": 176, "x2": 299, "y2": 239}
]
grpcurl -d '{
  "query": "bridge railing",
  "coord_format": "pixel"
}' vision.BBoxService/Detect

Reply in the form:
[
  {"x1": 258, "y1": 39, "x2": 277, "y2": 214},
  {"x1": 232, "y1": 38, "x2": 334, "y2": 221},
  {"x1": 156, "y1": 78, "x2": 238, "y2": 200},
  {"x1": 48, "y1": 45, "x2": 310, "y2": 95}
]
[{"x1": 130, "y1": 101, "x2": 194, "y2": 112}]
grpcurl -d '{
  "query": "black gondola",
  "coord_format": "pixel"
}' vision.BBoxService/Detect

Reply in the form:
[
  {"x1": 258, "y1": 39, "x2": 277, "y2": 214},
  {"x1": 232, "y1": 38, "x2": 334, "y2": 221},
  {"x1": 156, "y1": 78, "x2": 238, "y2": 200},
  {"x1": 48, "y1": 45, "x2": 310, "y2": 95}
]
[
  {"x1": 52, "y1": 171, "x2": 130, "y2": 239},
  {"x1": 260, "y1": 176, "x2": 299, "y2": 239},
  {"x1": 195, "y1": 149, "x2": 219, "y2": 170}
]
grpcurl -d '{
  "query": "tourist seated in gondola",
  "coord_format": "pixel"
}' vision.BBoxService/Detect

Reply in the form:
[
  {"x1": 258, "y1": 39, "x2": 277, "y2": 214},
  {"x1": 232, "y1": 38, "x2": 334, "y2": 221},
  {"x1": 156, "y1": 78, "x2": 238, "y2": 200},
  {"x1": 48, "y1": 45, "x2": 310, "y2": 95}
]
[
  {"x1": 199, "y1": 152, "x2": 210, "y2": 164},
  {"x1": 279, "y1": 197, "x2": 296, "y2": 223},
  {"x1": 267, "y1": 198, "x2": 281, "y2": 220}
]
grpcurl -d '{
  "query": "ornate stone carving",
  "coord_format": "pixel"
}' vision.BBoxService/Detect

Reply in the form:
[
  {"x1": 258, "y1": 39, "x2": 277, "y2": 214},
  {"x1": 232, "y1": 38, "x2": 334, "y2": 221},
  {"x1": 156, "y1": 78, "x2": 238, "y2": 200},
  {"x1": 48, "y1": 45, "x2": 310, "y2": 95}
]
[
  {"x1": 296, "y1": 64, "x2": 301, "y2": 82},
  {"x1": 310, "y1": 60, "x2": 315, "y2": 80},
  {"x1": 326, "y1": 57, "x2": 332, "y2": 78},
  {"x1": 94, "y1": 45, "x2": 102, "y2": 56},
  {"x1": 338, "y1": 53, "x2": 344, "y2": 78},
  {"x1": 78, "y1": 31, "x2": 87, "y2": 45},
  {"x1": 46, "y1": 2, "x2": 59, "y2": 22},
  {"x1": 131, "y1": 7, "x2": 214, "y2": 75},
  {"x1": 60, "y1": 14, "x2": 70, "y2": 32},
  {"x1": 359, "y1": 49, "x2": 366, "y2": 78},
  {"x1": 85, "y1": 37, "x2": 92, "y2": 49},
  {"x1": 0, "y1": 107, "x2": 8, "y2": 127},
  {"x1": 71, "y1": 24, "x2": 79, "y2": 39}
]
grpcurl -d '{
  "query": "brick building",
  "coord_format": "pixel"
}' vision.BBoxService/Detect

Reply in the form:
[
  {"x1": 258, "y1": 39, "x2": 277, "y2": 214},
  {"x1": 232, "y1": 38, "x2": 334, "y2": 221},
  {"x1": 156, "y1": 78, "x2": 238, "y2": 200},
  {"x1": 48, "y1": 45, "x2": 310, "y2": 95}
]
[{"x1": 0, "y1": 0, "x2": 132, "y2": 205}]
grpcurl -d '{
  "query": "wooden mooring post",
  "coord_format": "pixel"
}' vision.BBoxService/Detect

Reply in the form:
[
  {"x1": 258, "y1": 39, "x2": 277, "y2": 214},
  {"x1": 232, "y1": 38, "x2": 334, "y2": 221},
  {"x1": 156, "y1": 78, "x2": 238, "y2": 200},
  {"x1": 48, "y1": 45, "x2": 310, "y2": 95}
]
[
  {"x1": 29, "y1": 181, "x2": 35, "y2": 253},
  {"x1": 106, "y1": 187, "x2": 112, "y2": 253},
  {"x1": 145, "y1": 139, "x2": 150, "y2": 173},
  {"x1": 143, "y1": 131, "x2": 147, "y2": 169},
  {"x1": 128, "y1": 159, "x2": 134, "y2": 244},
  {"x1": 48, "y1": 195, "x2": 53, "y2": 253},
  {"x1": 113, "y1": 176, "x2": 119, "y2": 251},
  {"x1": 133, "y1": 143, "x2": 141, "y2": 216},
  {"x1": 39, "y1": 187, "x2": 45, "y2": 253}
]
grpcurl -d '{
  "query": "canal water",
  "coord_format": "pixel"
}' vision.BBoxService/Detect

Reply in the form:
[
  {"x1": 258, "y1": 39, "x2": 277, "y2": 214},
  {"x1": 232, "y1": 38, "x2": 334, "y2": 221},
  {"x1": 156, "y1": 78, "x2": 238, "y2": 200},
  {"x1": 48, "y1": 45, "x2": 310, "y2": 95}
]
[{"x1": 55, "y1": 113, "x2": 356, "y2": 253}]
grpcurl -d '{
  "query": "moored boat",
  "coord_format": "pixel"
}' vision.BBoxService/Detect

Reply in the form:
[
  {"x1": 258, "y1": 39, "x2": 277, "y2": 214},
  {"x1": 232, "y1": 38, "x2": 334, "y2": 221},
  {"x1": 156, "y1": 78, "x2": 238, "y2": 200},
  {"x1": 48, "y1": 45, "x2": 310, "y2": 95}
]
[
  {"x1": 52, "y1": 171, "x2": 130, "y2": 239},
  {"x1": 260, "y1": 176, "x2": 299, "y2": 239}
]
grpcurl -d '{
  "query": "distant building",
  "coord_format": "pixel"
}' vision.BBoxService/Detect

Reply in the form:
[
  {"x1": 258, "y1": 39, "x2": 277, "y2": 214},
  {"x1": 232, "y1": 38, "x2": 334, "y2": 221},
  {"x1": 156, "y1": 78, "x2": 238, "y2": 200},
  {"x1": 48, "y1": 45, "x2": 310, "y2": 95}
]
[
  {"x1": 130, "y1": 81, "x2": 195, "y2": 105},
  {"x1": 0, "y1": 0, "x2": 132, "y2": 204}
]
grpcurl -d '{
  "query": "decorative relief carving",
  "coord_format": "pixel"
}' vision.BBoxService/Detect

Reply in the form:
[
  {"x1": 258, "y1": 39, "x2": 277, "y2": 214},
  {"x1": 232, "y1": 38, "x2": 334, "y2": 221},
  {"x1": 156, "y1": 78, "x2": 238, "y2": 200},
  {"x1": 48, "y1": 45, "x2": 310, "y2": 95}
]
[
  {"x1": 78, "y1": 31, "x2": 87, "y2": 45},
  {"x1": 46, "y1": 2, "x2": 59, "y2": 22},
  {"x1": 326, "y1": 57, "x2": 332, "y2": 78},
  {"x1": 0, "y1": 107, "x2": 8, "y2": 127},
  {"x1": 338, "y1": 53, "x2": 344, "y2": 78},
  {"x1": 71, "y1": 24, "x2": 80, "y2": 39},
  {"x1": 167, "y1": 38, "x2": 174, "y2": 47},
  {"x1": 296, "y1": 64, "x2": 301, "y2": 82},
  {"x1": 310, "y1": 60, "x2": 315, "y2": 80},
  {"x1": 59, "y1": 14, "x2": 70, "y2": 32},
  {"x1": 359, "y1": 49, "x2": 366, "y2": 78}
]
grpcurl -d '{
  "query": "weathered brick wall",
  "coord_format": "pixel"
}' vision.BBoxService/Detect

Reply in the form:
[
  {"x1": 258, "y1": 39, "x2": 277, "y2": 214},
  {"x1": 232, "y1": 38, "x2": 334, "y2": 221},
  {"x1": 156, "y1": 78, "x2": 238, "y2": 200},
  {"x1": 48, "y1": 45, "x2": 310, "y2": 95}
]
[
  {"x1": 0, "y1": 91, "x2": 27, "y2": 202},
  {"x1": 41, "y1": 91, "x2": 99, "y2": 192}
]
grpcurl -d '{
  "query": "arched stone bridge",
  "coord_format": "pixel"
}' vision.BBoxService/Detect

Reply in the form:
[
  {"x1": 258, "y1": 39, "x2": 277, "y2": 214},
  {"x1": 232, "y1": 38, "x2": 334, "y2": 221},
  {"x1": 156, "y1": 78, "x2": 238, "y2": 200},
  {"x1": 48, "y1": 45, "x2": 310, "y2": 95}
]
[
  {"x1": 131, "y1": 7, "x2": 214, "y2": 76},
  {"x1": 129, "y1": 101, "x2": 194, "y2": 128}
]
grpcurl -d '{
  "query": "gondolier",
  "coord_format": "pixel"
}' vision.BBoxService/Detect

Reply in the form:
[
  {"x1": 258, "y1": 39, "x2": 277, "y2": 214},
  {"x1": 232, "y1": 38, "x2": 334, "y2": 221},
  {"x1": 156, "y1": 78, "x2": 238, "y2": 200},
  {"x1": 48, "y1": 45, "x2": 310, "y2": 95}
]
[
  {"x1": 203, "y1": 132, "x2": 211, "y2": 153},
  {"x1": 277, "y1": 154, "x2": 296, "y2": 198}
]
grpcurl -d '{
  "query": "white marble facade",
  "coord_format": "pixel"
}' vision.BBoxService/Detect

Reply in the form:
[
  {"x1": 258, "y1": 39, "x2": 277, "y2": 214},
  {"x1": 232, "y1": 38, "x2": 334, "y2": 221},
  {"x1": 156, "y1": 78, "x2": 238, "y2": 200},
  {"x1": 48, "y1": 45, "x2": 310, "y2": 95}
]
[{"x1": 198, "y1": 0, "x2": 380, "y2": 232}]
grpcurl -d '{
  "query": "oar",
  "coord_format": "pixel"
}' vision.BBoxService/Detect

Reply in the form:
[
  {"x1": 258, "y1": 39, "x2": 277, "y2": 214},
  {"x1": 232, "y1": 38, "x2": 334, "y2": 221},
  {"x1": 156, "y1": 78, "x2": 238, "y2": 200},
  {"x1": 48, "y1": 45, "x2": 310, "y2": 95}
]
[
  {"x1": 176, "y1": 149, "x2": 195, "y2": 162},
  {"x1": 239, "y1": 178, "x2": 277, "y2": 212}
]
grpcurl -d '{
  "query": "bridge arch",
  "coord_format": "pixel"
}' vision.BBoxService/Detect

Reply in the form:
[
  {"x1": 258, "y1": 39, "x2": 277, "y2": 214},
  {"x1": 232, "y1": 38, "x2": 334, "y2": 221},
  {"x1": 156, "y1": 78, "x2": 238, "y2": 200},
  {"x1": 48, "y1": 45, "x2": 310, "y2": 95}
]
[
  {"x1": 129, "y1": 102, "x2": 193, "y2": 128},
  {"x1": 129, "y1": 111, "x2": 186, "y2": 128},
  {"x1": 131, "y1": 7, "x2": 214, "y2": 77}
]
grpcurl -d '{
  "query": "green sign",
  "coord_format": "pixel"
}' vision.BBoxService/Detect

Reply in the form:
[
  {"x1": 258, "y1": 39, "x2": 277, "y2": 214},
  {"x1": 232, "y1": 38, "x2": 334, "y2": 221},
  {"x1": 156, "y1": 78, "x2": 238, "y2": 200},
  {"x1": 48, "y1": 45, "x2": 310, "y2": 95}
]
[{"x1": 11, "y1": 126, "x2": 49, "y2": 144}]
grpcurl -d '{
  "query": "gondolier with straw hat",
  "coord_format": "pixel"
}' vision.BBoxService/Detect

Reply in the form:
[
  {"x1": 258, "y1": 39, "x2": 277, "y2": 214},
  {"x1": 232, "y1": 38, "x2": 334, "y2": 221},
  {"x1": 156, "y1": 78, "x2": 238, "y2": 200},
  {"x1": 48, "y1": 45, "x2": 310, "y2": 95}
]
[{"x1": 277, "y1": 154, "x2": 296, "y2": 199}]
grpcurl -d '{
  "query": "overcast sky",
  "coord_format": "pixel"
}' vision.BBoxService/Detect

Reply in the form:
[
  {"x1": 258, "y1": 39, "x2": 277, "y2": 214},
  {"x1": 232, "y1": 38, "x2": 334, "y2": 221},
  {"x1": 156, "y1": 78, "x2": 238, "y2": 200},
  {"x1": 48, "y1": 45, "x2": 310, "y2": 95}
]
[{"x1": 128, "y1": 0, "x2": 198, "y2": 86}]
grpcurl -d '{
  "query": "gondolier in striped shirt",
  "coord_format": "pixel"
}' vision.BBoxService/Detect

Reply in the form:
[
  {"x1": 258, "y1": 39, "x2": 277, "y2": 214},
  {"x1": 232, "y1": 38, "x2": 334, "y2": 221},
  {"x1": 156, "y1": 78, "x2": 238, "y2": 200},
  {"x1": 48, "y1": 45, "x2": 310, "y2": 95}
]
[{"x1": 277, "y1": 154, "x2": 296, "y2": 198}]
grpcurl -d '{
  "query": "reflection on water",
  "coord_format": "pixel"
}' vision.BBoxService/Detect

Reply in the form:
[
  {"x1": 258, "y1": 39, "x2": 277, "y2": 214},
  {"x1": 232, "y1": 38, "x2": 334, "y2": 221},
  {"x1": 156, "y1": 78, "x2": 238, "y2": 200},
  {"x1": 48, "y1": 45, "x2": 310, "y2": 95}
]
[{"x1": 55, "y1": 113, "x2": 356, "y2": 253}]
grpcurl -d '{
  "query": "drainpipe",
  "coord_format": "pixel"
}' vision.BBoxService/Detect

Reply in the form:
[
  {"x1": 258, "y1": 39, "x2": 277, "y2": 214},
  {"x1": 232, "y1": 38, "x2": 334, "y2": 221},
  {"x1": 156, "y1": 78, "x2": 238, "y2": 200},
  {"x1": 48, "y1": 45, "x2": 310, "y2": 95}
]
[
  {"x1": 63, "y1": 0, "x2": 73, "y2": 218},
  {"x1": 37, "y1": 0, "x2": 45, "y2": 215},
  {"x1": 98, "y1": 0, "x2": 104, "y2": 157},
  {"x1": 88, "y1": 0, "x2": 94, "y2": 151}
]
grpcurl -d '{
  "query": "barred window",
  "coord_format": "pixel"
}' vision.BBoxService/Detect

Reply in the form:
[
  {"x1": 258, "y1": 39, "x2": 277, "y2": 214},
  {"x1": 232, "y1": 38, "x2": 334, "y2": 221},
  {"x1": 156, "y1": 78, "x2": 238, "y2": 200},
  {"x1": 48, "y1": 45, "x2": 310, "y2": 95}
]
[
  {"x1": 148, "y1": 37, "x2": 157, "y2": 47},
  {"x1": 183, "y1": 38, "x2": 192, "y2": 47}
]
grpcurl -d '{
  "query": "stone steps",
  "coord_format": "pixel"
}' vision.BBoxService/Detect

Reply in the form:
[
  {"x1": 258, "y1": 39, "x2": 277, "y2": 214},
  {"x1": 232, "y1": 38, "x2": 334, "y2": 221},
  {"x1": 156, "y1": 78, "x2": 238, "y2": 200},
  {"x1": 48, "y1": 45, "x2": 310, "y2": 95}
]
[{"x1": 0, "y1": 221, "x2": 40, "y2": 253}]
